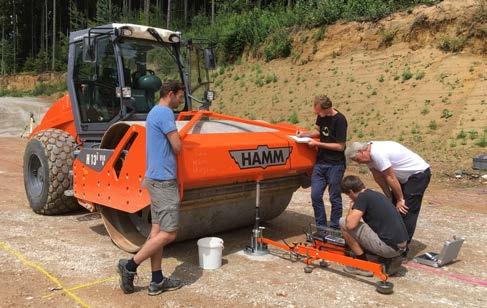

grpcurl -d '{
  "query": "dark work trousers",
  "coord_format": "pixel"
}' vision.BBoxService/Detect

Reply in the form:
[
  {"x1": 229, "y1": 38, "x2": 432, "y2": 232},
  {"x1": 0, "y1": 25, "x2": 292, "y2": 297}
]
[
  {"x1": 310, "y1": 163, "x2": 345, "y2": 229},
  {"x1": 394, "y1": 168, "x2": 431, "y2": 243}
]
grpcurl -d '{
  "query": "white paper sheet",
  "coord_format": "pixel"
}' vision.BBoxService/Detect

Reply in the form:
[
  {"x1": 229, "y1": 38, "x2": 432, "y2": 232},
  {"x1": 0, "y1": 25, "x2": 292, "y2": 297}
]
[{"x1": 288, "y1": 135, "x2": 312, "y2": 143}]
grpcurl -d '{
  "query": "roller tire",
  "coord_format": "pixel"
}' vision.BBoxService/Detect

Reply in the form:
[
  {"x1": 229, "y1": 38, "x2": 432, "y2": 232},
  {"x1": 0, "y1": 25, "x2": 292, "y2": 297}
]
[{"x1": 23, "y1": 128, "x2": 79, "y2": 215}]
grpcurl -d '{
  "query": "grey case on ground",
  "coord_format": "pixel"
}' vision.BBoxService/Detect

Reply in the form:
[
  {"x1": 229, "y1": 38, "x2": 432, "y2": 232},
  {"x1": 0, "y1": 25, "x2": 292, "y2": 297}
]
[{"x1": 414, "y1": 237, "x2": 465, "y2": 267}]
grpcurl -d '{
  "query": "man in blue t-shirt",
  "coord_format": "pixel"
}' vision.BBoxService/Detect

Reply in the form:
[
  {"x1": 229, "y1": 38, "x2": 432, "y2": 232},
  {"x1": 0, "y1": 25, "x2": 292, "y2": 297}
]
[{"x1": 117, "y1": 81, "x2": 185, "y2": 296}]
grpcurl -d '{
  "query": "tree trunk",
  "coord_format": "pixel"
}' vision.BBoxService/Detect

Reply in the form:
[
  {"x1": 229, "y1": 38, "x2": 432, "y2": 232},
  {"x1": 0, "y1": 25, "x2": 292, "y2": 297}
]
[
  {"x1": 145, "y1": 0, "x2": 150, "y2": 24},
  {"x1": 52, "y1": 0, "x2": 56, "y2": 71},
  {"x1": 1, "y1": 19, "x2": 5, "y2": 76},
  {"x1": 31, "y1": 0, "x2": 34, "y2": 56},
  {"x1": 13, "y1": 0, "x2": 16, "y2": 74},
  {"x1": 288, "y1": 0, "x2": 292, "y2": 8},
  {"x1": 41, "y1": 3, "x2": 44, "y2": 56},
  {"x1": 184, "y1": 0, "x2": 188, "y2": 26},
  {"x1": 109, "y1": 0, "x2": 112, "y2": 21},
  {"x1": 166, "y1": 0, "x2": 171, "y2": 28},
  {"x1": 211, "y1": 0, "x2": 215, "y2": 25},
  {"x1": 45, "y1": 0, "x2": 48, "y2": 67}
]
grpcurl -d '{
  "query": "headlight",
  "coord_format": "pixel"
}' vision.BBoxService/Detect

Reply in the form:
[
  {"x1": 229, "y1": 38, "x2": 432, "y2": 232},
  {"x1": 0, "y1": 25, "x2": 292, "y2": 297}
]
[{"x1": 169, "y1": 34, "x2": 180, "y2": 43}]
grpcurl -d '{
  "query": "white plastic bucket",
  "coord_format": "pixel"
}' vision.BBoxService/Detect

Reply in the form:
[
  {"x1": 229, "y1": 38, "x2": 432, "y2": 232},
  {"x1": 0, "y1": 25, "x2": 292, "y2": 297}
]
[{"x1": 197, "y1": 237, "x2": 224, "y2": 269}]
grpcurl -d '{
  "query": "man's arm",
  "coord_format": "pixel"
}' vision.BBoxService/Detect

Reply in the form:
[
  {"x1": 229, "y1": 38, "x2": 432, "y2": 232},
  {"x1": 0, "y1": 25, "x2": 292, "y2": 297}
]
[
  {"x1": 296, "y1": 125, "x2": 320, "y2": 138},
  {"x1": 167, "y1": 131, "x2": 182, "y2": 155},
  {"x1": 345, "y1": 209, "x2": 364, "y2": 230},
  {"x1": 370, "y1": 168, "x2": 392, "y2": 198},
  {"x1": 308, "y1": 140, "x2": 345, "y2": 151},
  {"x1": 308, "y1": 115, "x2": 347, "y2": 152},
  {"x1": 380, "y1": 167, "x2": 408, "y2": 214}
]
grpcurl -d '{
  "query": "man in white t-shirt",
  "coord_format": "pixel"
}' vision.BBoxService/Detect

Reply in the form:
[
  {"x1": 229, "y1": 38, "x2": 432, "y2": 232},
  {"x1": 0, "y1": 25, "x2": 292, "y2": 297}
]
[{"x1": 345, "y1": 141, "x2": 431, "y2": 250}]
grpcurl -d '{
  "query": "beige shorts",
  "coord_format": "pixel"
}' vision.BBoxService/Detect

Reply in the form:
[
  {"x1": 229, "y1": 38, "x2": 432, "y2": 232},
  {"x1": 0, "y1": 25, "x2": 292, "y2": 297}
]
[
  {"x1": 339, "y1": 217, "x2": 403, "y2": 258},
  {"x1": 144, "y1": 178, "x2": 180, "y2": 232}
]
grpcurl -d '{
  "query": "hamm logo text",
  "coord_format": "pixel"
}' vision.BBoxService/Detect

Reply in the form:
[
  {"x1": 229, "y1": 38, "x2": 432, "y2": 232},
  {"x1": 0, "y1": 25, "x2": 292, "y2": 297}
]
[{"x1": 229, "y1": 145, "x2": 292, "y2": 169}]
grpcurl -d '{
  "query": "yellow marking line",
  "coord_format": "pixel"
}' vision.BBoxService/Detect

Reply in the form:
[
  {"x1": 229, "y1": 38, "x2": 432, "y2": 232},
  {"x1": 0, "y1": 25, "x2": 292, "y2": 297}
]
[
  {"x1": 42, "y1": 268, "x2": 150, "y2": 299},
  {"x1": 0, "y1": 241, "x2": 90, "y2": 308},
  {"x1": 42, "y1": 275, "x2": 117, "y2": 299}
]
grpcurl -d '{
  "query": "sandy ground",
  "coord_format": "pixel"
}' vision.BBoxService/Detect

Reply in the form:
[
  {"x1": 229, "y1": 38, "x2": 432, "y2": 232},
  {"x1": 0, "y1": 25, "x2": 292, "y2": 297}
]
[
  {"x1": 0, "y1": 135, "x2": 486, "y2": 307},
  {"x1": 0, "y1": 97, "x2": 51, "y2": 137}
]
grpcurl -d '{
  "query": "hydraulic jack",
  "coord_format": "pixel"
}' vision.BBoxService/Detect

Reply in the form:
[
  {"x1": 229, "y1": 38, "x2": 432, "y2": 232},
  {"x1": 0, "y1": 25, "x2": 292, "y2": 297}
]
[{"x1": 245, "y1": 181, "x2": 394, "y2": 294}]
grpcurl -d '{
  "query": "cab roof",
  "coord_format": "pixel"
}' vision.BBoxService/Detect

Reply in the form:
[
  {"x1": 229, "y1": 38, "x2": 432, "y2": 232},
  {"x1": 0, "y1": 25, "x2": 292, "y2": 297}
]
[{"x1": 69, "y1": 23, "x2": 181, "y2": 44}]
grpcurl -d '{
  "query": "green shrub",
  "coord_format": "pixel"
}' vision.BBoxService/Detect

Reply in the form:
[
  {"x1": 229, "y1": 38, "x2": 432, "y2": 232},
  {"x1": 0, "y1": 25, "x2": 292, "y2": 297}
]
[
  {"x1": 441, "y1": 109, "x2": 453, "y2": 119},
  {"x1": 265, "y1": 73, "x2": 278, "y2": 84},
  {"x1": 415, "y1": 70, "x2": 425, "y2": 80},
  {"x1": 456, "y1": 129, "x2": 467, "y2": 139},
  {"x1": 187, "y1": 1, "x2": 440, "y2": 65},
  {"x1": 312, "y1": 27, "x2": 326, "y2": 42},
  {"x1": 438, "y1": 35, "x2": 467, "y2": 53},
  {"x1": 428, "y1": 120, "x2": 438, "y2": 130},
  {"x1": 31, "y1": 82, "x2": 67, "y2": 96},
  {"x1": 218, "y1": 66, "x2": 225, "y2": 75},
  {"x1": 468, "y1": 129, "x2": 479, "y2": 140},
  {"x1": 476, "y1": 136, "x2": 487, "y2": 147},
  {"x1": 402, "y1": 68, "x2": 413, "y2": 81},
  {"x1": 255, "y1": 78, "x2": 264, "y2": 87},
  {"x1": 288, "y1": 111, "x2": 299, "y2": 124},
  {"x1": 263, "y1": 29, "x2": 292, "y2": 62},
  {"x1": 380, "y1": 29, "x2": 396, "y2": 47}
]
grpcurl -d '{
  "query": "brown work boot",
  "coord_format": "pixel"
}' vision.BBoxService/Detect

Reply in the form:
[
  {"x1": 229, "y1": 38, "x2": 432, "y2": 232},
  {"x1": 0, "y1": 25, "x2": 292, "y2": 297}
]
[{"x1": 385, "y1": 256, "x2": 404, "y2": 276}]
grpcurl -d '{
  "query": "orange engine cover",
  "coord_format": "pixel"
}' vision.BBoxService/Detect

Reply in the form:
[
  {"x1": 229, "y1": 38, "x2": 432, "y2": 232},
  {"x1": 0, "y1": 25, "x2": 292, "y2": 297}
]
[{"x1": 73, "y1": 111, "x2": 316, "y2": 213}]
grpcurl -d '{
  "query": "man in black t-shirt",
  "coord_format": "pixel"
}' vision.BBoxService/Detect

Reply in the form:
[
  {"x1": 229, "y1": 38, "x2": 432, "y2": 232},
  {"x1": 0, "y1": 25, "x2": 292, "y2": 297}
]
[
  {"x1": 297, "y1": 95, "x2": 347, "y2": 229},
  {"x1": 339, "y1": 175, "x2": 408, "y2": 276}
]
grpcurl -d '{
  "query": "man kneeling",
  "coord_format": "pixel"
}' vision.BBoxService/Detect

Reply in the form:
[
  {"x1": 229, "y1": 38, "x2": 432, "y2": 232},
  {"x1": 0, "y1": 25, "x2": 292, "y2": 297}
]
[{"x1": 340, "y1": 175, "x2": 408, "y2": 276}]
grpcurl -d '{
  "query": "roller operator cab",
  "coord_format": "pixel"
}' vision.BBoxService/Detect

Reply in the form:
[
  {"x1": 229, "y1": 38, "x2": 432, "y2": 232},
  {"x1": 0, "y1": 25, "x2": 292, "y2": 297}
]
[
  {"x1": 23, "y1": 24, "x2": 316, "y2": 253},
  {"x1": 70, "y1": 23, "x2": 216, "y2": 144}
]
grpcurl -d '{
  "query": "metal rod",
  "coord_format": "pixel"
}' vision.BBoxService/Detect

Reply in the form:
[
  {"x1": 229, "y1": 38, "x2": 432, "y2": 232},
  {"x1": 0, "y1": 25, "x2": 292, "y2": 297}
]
[{"x1": 254, "y1": 181, "x2": 260, "y2": 229}]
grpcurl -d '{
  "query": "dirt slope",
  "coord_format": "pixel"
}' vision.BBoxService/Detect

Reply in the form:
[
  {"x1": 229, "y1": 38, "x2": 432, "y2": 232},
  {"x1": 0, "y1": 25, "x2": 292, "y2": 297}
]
[{"x1": 212, "y1": 0, "x2": 487, "y2": 175}]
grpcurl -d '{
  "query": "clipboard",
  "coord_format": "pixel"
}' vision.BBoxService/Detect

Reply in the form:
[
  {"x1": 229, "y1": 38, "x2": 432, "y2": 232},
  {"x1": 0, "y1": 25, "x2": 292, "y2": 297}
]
[{"x1": 288, "y1": 135, "x2": 312, "y2": 143}]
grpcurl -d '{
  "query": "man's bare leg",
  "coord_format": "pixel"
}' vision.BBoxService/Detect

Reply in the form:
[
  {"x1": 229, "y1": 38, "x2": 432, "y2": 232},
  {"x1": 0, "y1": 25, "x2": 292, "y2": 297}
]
[
  {"x1": 133, "y1": 228, "x2": 177, "y2": 265},
  {"x1": 340, "y1": 227, "x2": 373, "y2": 276},
  {"x1": 147, "y1": 224, "x2": 163, "y2": 271},
  {"x1": 341, "y1": 228, "x2": 364, "y2": 256}
]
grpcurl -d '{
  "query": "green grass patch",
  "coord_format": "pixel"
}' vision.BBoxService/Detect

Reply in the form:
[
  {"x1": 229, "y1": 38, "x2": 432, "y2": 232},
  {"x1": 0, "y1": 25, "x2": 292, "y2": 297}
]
[
  {"x1": 288, "y1": 111, "x2": 299, "y2": 124},
  {"x1": 402, "y1": 68, "x2": 413, "y2": 81}
]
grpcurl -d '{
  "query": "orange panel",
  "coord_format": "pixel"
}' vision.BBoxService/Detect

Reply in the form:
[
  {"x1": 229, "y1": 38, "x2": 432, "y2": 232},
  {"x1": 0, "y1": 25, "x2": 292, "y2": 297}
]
[
  {"x1": 30, "y1": 94, "x2": 77, "y2": 139},
  {"x1": 74, "y1": 111, "x2": 317, "y2": 213}
]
